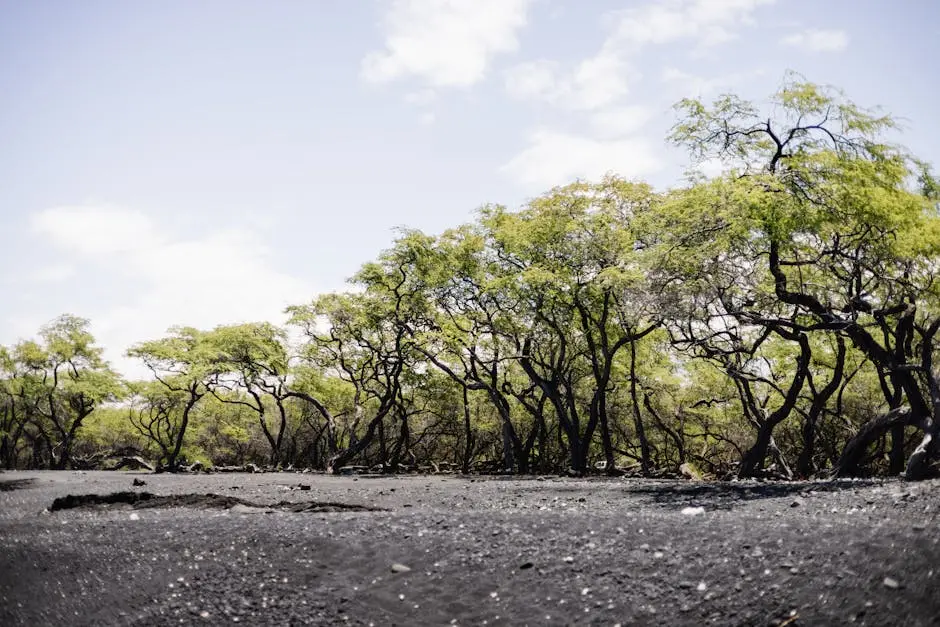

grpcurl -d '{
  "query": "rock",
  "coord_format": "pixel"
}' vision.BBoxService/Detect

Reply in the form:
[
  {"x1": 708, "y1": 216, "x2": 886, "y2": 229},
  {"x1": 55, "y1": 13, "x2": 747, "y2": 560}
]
[
  {"x1": 299, "y1": 484, "x2": 311, "y2": 491},
  {"x1": 519, "y1": 562, "x2": 534, "y2": 570},
  {"x1": 680, "y1": 463, "x2": 704, "y2": 481},
  {"x1": 244, "y1": 463, "x2": 260, "y2": 473},
  {"x1": 681, "y1": 506, "x2": 706, "y2": 516},
  {"x1": 391, "y1": 563, "x2": 412, "y2": 573},
  {"x1": 339, "y1": 465, "x2": 369, "y2": 476},
  {"x1": 883, "y1": 577, "x2": 900, "y2": 589},
  {"x1": 229, "y1": 504, "x2": 268, "y2": 514},
  {"x1": 132, "y1": 478, "x2": 147, "y2": 487},
  {"x1": 790, "y1": 499, "x2": 802, "y2": 508},
  {"x1": 112, "y1": 456, "x2": 154, "y2": 472}
]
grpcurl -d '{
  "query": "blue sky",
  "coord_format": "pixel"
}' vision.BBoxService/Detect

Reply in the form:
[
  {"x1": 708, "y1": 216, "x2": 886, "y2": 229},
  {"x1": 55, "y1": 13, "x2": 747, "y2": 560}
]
[{"x1": 1, "y1": 0, "x2": 938, "y2": 375}]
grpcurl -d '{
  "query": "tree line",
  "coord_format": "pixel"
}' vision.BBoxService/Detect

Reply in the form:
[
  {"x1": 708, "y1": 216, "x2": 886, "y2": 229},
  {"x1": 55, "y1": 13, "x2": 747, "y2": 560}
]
[{"x1": 3, "y1": 78, "x2": 939, "y2": 479}]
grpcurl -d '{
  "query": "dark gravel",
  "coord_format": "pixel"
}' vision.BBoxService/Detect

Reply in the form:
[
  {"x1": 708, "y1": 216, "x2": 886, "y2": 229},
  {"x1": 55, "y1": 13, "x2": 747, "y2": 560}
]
[{"x1": 1, "y1": 470, "x2": 937, "y2": 626}]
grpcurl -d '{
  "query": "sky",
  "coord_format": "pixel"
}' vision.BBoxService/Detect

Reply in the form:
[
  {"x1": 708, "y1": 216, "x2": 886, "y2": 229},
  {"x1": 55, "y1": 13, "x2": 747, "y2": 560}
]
[{"x1": 1, "y1": 0, "x2": 938, "y2": 376}]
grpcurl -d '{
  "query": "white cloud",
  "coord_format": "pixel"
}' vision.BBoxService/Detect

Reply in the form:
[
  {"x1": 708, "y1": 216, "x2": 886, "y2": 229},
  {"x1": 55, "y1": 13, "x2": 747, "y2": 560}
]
[
  {"x1": 504, "y1": 60, "x2": 559, "y2": 101},
  {"x1": 361, "y1": 0, "x2": 533, "y2": 89},
  {"x1": 503, "y1": 0, "x2": 774, "y2": 112},
  {"x1": 613, "y1": 0, "x2": 777, "y2": 47},
  {"x1": 29, "y1": 206, "x2": 313, "y2": 377},
  {"x1": 566, "y1": 49, "x2": 636, "y2": 110},
  {"x1": 504, "y1": 39, "x2": 638, "y2": 112},
  {"x1": 661, "y1": 66, "x2": 767, "y2": 97},
  {"x1": 589, "y1": 105, "x2": 656, "y2": 138},
  {"x1": 404, "y1": 88, "x2": 437, "y2": 106},
  {"x1": 31, "y1": 206, "x2": 161, "y2": 256},
  {"x1": 30, "y1": 264, "x2": 77, "y2": 283},
  {"x1": 781, "y1": 29, "x2": 849, "y2": 53},
  {"x1": 500, "y1": 129, "x2": 664, "y2": 191}
]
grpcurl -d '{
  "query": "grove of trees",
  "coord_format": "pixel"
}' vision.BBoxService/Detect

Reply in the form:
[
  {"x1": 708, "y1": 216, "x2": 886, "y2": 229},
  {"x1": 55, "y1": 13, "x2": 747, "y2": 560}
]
[{"x1": 3, "y1": 78, "x2": 939, "y2": 480}]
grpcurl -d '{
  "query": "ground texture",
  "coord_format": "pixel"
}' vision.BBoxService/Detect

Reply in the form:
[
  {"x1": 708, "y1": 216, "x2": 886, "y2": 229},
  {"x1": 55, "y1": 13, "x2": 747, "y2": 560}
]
[{"x1": 0, "y1": 470, "x2": 937, "y2": 626}]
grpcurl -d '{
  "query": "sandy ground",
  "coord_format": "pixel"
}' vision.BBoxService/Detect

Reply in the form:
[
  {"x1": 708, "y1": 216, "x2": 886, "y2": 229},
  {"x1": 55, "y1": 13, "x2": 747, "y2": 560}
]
[{"x1": 0, "y1": 470, "x2": 938, "y2": 626}]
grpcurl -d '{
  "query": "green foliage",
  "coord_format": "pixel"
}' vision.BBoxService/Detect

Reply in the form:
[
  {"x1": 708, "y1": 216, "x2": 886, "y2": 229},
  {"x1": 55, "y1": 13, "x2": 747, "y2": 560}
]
[{"x1": 3, "y1": 77, "x2": 939, "y2": 478}]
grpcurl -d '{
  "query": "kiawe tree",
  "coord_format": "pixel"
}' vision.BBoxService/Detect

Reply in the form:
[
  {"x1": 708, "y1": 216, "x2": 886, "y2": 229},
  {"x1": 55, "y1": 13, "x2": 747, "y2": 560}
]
[
  {"x1": 205, "y1": 322, "x2": 296, "y2": 467},
  {"x1": 0, "y1": 346, "x2": 25, "y2": 469},
  {"x1": 17, "y1": 316, "x2": 122, "y2": 470},
  {"x1": 288, "y1": 288, "x2": 415, "y2": 473},
  {"x1": 667, "y1": 74, "x2": 940, "y2": 478},
  {"x1": 3, "y1": 77, "x2": 937, "y2": 482},
  {"x1": 127, "y1": 327, "x2": 214, "y2": 471},
  {"x1": 482, "y1": 177, "x2": 661, "y2": 475}
]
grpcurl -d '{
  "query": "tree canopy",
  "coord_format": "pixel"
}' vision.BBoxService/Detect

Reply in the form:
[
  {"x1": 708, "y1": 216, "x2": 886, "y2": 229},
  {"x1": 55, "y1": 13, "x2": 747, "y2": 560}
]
[{"x1": 3, "y1": 77, "x2": 939, "y2": 480}]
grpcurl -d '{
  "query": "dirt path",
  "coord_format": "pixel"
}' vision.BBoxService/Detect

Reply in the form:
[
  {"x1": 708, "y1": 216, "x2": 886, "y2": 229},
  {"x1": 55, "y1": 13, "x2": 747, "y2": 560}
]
[{"x1": 0, "y1": 471, "x2": 937, "y2": 626}]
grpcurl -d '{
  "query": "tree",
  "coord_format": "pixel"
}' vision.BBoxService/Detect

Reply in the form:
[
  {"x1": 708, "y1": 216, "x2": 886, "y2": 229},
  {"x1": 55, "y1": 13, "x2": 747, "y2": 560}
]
[
  {"x1": 127, "y1": 327, "x2": 213, "y2": 471},
  {"x1": 9, "y1": 316, "x2": 122, "y2": 469},
  {"x1": 205, "y1": 323, "x2": 295, "y2": 466},
  {"x1": 0, "y1": 345, "x2": 26, "y2": 469},
  {"x1": 669, "y1": 74, "x2": 940, "y2": 478},
  {"x1": 288, "y1": 289, "x2": 413, "y2": 473},
  {"x1": 126, "y1": 380, "x2": 187, "y2": 467},
  {"x1": 481, "y1": 177, "x2": 660, "y2": 475}
]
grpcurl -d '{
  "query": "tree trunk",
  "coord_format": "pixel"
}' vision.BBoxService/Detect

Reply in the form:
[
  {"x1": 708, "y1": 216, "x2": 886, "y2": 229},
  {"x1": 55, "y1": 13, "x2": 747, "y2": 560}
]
[
  {"x1": 377, "y1": 414, "x2": 387, "y2": 472},
  {"x1": 889, "y1": 425, "x2": 906, "y2": 474},
  {"x1": 537, "y1": 411, "x2": 549, "y2": 473},
  {"x1": 501, "y1": 421, "x2": 514, "y2": 473},
  {"x1": 905, "y1": 403, "x2": 940, "y2": 480},
  {"x1": 768, "y1": 435, "x2": 793, "y2": 479},
  {"x1": 796, "y1": 416, "x2": 817, "y2": 478},
  {"x1": 597, "y1": 395, "x2": 618, "y2": 475},
  {"x1": 329, "y1": 407, "x2": 391, "y2": 473},
  {"x1": 167, "y1": 394, "x2": 199, "y2": 472},
  {"x1": 461, "y1": 387, "x2": 474, "y2": 474},
  {"x1": 905, "y1": 429, "x2": 938, "y2": 480},
  {"x1": 629, "y1": 338, "x2": 651, "y2": 476},
  {"x1": 835, "y1": 408, "x2": 917, "y2": 477},
  {"x1": 738, "y1": 421, "x2": 773, "y2": 478},
  {"x1": 389, "y1": 414, "x2": 410, "y2": 472}
]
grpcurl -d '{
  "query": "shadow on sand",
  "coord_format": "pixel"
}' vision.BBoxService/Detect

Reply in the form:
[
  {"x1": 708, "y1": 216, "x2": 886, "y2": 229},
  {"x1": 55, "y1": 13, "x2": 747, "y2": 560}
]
[
  {"x1": 0, "y1": 478, "x2": 37, "y2": 492},
  {"x1": 622, "y1": 478, "x2": 885, "y2": 510}
]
